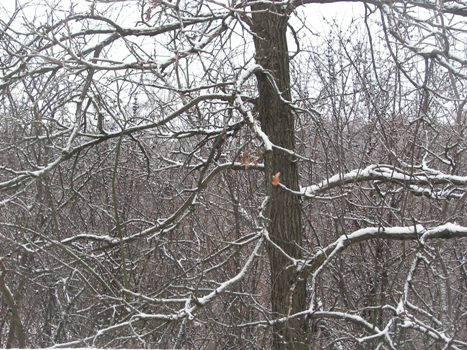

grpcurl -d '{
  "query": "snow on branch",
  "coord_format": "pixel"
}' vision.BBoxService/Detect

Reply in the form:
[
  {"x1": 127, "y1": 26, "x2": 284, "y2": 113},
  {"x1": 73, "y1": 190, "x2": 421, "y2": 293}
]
[
  {"x1": 234, "y1": 64, "x2": 273, "y2": 152},
  {"x1": 291, "y1": 0, "x2": 467, "y2": 17},
  {"x1": 0, "y1": 93, "x2": 233, "y2": 194},
  {"x1": 300, "y1": 164, "x2": 467, "y2": 198},
  {"x1": 303, "y1": 222, "x2": 467, "y2": 273},
  {"x1": 234, "y1": 64, "x2": 314, "y2": 164},
  {"x1": 51, "y1": 233, "x2": 264, "y2": 348},
  {"x1": 303, "y1": 222, "x2": 466, "y2": 316},
  {"x1": 29, "y1": 161, "x2": 262, "y2": 251}
]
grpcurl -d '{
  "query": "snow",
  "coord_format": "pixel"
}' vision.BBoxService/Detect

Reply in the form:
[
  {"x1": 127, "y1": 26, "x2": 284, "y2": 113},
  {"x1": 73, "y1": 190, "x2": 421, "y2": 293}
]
[
  {"x1": 301, "y1": 164, "x2": 467, "y2": 197},
  {"x1": 234, "y1": 94, "x2": 273, "y2": 151}
]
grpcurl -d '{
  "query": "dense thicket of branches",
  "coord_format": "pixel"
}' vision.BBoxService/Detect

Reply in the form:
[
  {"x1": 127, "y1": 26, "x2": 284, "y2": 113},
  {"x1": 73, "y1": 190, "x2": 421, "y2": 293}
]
[{"x1": 0, "y1": 0, "x2": 466, "y2": 349}]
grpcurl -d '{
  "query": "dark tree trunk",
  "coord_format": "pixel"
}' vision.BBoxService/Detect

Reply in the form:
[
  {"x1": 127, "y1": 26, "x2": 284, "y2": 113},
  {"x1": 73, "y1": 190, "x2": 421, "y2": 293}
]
[
  {"x1": 0, "y1": 261, "x2": 26, "y2": 349},
  {"x1": 251, "y1": 5, "x2": 308, "y2": 350}
]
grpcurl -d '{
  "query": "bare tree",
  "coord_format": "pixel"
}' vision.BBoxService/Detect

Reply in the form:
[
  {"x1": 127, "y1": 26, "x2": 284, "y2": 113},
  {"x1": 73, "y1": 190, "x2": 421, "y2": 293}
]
[{"x1": 0, "y1": 0, "x2": 466, "y2": 349}]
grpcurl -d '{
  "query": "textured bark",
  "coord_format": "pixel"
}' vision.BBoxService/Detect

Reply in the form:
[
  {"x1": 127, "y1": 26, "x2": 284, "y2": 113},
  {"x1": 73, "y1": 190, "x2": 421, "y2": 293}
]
[
  {"x1": 251, "y1": 6, "x2": 308, "y2": 349},
  {"x1": 0, "y1": 261, "x2": 26, "y2": 348}
]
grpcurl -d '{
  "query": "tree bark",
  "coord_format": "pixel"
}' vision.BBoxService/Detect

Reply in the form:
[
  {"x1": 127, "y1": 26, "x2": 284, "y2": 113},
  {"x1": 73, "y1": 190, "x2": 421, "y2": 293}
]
[
  {"x1": 0, "y1": 261, "x2": 26, "y2": 348},
  {"x1": 251, "y1": 5, "x2": 308, "y2": 349}
]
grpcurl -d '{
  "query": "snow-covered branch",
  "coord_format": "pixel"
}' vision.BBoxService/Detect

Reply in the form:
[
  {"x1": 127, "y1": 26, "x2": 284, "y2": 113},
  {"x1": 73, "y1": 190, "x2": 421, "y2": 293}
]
[
  {"x1": 300, "y1": 164, "x2": 467, "y2": 198},
  {"x1": 303, "y1": 222, "x2": 467, "y2": 273}
]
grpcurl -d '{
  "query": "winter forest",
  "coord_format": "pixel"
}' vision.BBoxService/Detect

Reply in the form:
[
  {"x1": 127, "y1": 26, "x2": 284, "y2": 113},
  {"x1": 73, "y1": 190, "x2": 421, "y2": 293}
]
[{"x1": 0, "y1": 0, "x2": 466, "y2": 349}]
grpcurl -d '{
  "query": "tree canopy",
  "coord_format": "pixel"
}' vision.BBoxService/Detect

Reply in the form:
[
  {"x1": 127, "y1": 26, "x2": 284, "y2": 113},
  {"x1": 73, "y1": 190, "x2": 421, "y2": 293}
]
[{"x1": 0, "y1": 0, "x2": 466, "y2": 349}]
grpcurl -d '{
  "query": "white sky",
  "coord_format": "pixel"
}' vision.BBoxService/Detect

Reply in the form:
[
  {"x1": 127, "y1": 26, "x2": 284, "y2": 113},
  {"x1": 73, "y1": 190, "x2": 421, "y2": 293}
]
[
  {"x1": 0, "y1": 0, "x2": 364, "y2": 67},
  {"x1": 1, "y1": 0, "x2": 363, "y2": 30}
]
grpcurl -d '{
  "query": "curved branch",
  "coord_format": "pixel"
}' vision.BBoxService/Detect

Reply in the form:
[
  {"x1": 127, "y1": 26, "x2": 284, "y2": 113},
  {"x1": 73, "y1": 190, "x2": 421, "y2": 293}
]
[
  {"x1": 291, "y1": 0, "x2": 467, "y2": 17},
  {"x1": 51, "y1": 233, "x2": 264, "y2": 349},
  {"x1": 299, "y1": 164, "x2": 467, "y2": 198},
  {"x1": 0, "y1": 93, "x2": 234, "y2": 193},
  {"x1": 303, "y1": 222, "x2": 467, "y2": 273}
]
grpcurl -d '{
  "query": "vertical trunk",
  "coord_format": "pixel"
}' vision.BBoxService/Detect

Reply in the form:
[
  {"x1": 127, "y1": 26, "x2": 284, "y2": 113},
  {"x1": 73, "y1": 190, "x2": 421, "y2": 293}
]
[
  {"x1": 0, "y1": 261, "x2": 26, "y2": 348},
  {"x1": 251, "y1": 6, "x2": 308, "y2": 349}
]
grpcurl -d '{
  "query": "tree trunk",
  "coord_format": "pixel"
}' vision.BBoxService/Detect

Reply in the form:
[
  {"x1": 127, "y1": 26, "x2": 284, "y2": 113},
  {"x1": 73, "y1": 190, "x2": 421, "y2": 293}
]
[
  {"x1": 251, "y1": 6, "x2": 308, "y2": 349},
  {"x1": 0, "y1": 261, "x2": 26, "y2": 348}
]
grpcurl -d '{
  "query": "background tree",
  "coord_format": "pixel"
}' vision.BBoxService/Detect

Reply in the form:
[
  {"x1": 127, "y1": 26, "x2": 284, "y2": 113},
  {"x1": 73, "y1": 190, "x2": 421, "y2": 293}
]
[{"x1": 0, "y1": 0, "x2": 466, "y2": 349}]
